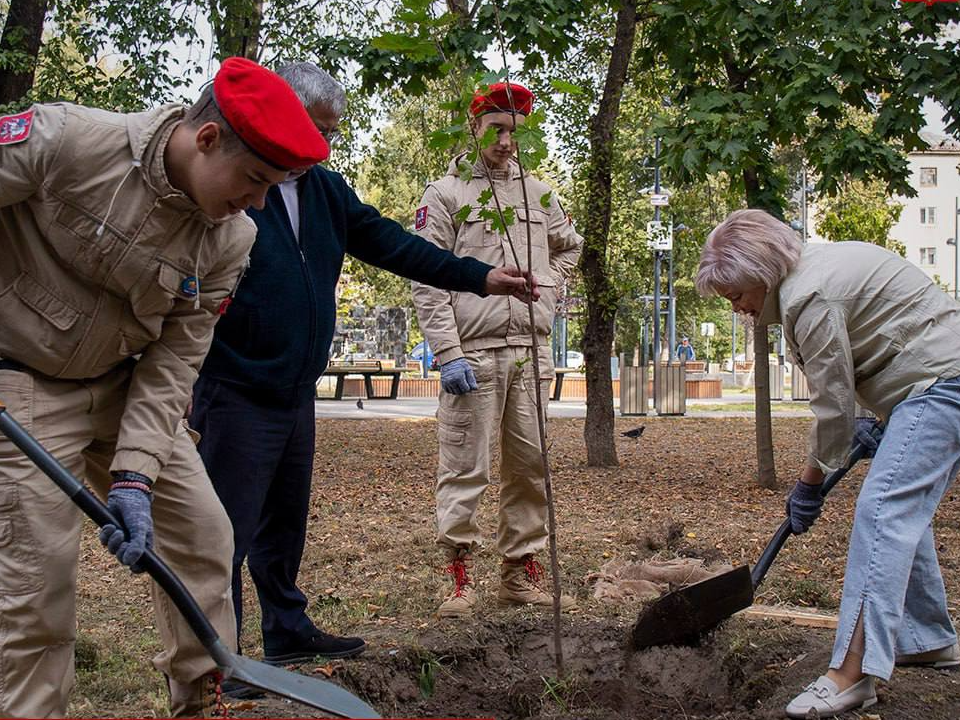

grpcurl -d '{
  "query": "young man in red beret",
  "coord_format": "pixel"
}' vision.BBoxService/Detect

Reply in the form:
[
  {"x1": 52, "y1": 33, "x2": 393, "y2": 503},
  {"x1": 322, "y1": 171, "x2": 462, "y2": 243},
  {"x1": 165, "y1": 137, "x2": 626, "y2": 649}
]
[
  {"x1": 0, "y1": 57, "x2": 325, "y2": 717},
  {"x1": 411, "y1": 82, "x2": 583, "y2": 618}
]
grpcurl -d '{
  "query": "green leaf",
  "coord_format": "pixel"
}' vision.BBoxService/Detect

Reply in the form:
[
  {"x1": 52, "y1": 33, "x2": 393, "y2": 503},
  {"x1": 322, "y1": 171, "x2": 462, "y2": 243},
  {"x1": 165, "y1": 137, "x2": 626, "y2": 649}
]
[
  {"x1": 549, "y1": 79, "x2": 584, "y2": 95},
  {"x1": 458, "y1": 160, "x2": 473, "y2": 183},
  {"x1": 540, "y1": 191, "x2": 553, "y2": 209},
  {"x1": 454, "y1": 204, "x2": 472, "y2": 225},
  {"x1": 478, "y1": 188, "x2": 493, "y2": 205}
]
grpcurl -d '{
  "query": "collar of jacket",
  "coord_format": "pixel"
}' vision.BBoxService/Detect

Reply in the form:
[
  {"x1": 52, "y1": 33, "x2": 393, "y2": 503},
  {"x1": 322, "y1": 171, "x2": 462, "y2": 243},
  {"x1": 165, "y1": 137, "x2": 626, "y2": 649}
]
[
  {"x1": 125, "y1": 104, "x2": 225, "y2": 225},
  {"x1": 445, "y1": 152, "x2": 520, "y2": 182}
]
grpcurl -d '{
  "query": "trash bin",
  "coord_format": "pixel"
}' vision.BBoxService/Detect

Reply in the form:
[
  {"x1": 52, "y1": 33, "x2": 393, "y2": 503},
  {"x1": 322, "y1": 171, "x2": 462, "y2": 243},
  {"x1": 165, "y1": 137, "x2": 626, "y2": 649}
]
[
  {"x1": 619, "y1": 363, "x2": 648, "y2": 416},
  {"x1": 770, "y1": 364, "x2": 785, "y2": 401},
  {"x1": 656, "y1": 362, "x2": 686, "y2": 416},
  {"x1": 791, "y1": 367, "x2": 810, "y2": 401}
]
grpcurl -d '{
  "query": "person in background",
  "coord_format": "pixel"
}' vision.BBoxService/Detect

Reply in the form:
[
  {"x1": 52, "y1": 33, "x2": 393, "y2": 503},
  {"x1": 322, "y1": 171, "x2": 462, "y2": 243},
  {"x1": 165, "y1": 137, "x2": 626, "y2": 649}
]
[
  {"x1": 411, "y1": 82, "x2": 583, "y2": 618},
  {"x1": 189, "y1": 63, "x2": 537, "y2": 694},
  {"x1": 0, "y1": 58, "x2": 327, "y2": 717},
  {"x1": 675, "y1": 336, "x2": 696, "y2": 362},
  {"x1": 697, "y1": 209, "x2": 960, "y2": 719}
]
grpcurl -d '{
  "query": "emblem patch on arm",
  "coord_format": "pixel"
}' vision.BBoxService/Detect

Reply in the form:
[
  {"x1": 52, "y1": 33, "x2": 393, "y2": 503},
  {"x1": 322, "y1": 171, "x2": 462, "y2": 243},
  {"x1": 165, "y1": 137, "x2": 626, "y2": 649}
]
[
  {"x1": 0, "y1": 110, "x2": 34, "y2": 145},
  {"x1": 415, "y1": 205, "x2": 428, "y2": 230}
]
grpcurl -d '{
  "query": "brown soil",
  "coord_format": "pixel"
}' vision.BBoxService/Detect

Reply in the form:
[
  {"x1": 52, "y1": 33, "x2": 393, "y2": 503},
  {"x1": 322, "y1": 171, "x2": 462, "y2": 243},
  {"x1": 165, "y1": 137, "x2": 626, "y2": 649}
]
[{"x1": 70, "y1": 417, "x2": 960, "y2": 719}]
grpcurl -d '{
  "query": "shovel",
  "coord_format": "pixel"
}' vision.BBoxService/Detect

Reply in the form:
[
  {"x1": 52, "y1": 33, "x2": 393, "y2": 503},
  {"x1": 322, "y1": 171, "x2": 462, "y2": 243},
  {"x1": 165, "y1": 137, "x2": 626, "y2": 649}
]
[
  {"x1": 0, "y1": 402, "x2": 380, "y2": 719},
  {"x1": 632, "y1": 432, "x2": 879, "y2": 652}
]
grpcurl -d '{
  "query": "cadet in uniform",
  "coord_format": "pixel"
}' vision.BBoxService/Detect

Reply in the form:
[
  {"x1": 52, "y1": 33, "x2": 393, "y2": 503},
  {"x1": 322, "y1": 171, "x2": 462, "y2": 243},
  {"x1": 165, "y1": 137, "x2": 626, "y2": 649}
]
[
  {"x1": 411, "y1": 83, "x2": 583, "y2": 617},
  {"x1": 0, "y1": 57, "x2": 326, "y2": 716}
]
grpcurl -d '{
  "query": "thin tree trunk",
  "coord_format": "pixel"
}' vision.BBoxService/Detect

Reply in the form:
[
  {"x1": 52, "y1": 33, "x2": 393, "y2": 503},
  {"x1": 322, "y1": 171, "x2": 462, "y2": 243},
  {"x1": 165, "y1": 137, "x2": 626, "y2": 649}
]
[
  {"x1": 0, "y1": 0, "x2": 48, "y2": 105},
  {"x1": 753, "y1": 324, "x2": 776, "y2": 488},
  {"x1": 580, "y1": 0, "x2": 639, "y2": 467},
  {"x1": 210, "y1": 0, "x2": 263, "y2": 60}
]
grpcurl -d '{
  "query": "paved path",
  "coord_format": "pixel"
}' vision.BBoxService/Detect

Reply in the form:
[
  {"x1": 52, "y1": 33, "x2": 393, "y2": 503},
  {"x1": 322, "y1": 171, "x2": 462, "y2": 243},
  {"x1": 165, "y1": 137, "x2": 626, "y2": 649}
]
[{"x1": 314, "y1": 394, "x2": 813, "y2": 420}]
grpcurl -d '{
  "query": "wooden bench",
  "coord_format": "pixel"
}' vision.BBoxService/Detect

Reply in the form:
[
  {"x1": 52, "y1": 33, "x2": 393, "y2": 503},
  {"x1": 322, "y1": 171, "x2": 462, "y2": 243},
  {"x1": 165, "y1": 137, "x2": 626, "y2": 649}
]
[
  {"x1": 551, "y1": 367, "x2": 580, "y2": 401},
  {"x1": 317, "y1": 361, "x2": 406, "y2": 400},
  {"x1": 681, "y1": 360, "x2": 706, "y2": 373}
]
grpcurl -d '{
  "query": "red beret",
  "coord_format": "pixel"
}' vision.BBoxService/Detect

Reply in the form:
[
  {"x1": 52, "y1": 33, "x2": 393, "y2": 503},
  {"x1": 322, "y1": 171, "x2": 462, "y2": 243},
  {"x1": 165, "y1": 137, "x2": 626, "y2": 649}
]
[
  {"x1": 470, "y1": 82, "x2": 534, "y2": 117},
  {"x1": 213, "y1": 57, "x2": 328, "y2": 170}
]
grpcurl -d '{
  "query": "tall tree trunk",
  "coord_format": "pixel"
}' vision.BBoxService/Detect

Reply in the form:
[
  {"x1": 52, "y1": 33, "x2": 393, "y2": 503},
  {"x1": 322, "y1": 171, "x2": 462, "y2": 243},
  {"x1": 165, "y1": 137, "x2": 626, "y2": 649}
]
[
  {"x1": 580, "y1": 0, "x2": 639, "y2": 467},
  {"x1": 0, "y1": 0, "x2": 48, "y2": 105},
  {"x1": 210, "y1": 0, "x2": 263, "y2": 60},
  {"x1": 744, "y1": 166, "x2": 777, "y2": 488}
]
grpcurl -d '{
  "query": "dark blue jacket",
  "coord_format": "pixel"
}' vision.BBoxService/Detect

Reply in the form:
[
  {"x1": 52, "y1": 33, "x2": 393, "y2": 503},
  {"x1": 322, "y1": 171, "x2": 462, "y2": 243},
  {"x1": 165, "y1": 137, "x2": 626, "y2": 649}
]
[{"x1": 198, "y1": 165, "x2": 491, "y2": 406}]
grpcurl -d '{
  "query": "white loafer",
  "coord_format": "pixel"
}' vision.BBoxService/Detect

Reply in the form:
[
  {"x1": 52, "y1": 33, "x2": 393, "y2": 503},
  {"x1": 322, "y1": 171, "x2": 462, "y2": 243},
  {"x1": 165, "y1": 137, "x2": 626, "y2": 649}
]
[
  {"x1": 895, "y1": 641, "x2": 960, "y2": 668},
  {"x1": 785, "y1": 675, "x2": 877, "y2": 718}
]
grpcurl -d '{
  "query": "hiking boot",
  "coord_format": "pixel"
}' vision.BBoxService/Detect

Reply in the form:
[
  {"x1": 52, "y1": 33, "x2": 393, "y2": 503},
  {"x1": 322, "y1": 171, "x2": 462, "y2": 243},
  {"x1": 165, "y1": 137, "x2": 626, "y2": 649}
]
[
  {"x1": 263, "y1": 630, "x2": 366, "y2": 665},
  {"x1": 437, "y1": 548, "x2": 477, "y2": 618},
  {"x1": 785, "y1": 675, "x2": 876, "y2": 718},
  {"x1": 896, "y1": 641, "x2": 960, "y2": 668},
  {"x1": 168, "y1": 672, "x2": 226, "y2": 718},
  {"x1": 498, "y1": 555, "x2": 577, "y2": 610}
]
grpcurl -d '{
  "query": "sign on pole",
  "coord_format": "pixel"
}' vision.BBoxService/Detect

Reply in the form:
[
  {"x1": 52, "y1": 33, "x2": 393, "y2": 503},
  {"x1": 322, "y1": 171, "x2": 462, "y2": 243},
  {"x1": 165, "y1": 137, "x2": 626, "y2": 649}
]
[
  {"x1": 700, "y1": 322, "x2": 716, "y2": 337},
  {"x1": 646, "y1": 221, "x2": 673, "y2": 251},
  {"x1": 650, "y1": 194, "x2": 670, "y2": 207}
]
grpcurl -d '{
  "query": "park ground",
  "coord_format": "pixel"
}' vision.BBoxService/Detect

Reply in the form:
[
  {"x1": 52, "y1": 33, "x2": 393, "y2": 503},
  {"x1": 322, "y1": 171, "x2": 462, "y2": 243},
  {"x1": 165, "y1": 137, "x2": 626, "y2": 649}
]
[{"x1": 69, "y1": 416, "x2": 960, "y2": 719}]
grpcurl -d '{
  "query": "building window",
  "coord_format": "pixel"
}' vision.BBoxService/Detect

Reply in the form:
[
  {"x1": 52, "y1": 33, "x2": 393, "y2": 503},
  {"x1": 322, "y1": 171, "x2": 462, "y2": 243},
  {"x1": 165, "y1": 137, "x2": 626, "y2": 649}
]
[
  {"x1": 920, "y1": 207, "x2": 937, "y2": 225},
  {"x1": 920, "y1": 247, "x2": 937, "y2": 266},
  {"x1": 920, "y1": 167, "x2": 938, "y2": 187}
]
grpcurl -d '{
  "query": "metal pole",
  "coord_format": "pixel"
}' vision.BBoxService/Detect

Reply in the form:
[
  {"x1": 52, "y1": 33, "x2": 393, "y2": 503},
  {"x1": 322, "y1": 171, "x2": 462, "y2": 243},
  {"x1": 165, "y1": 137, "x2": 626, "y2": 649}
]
[
  {"x1": 668, "y1": 250, "x2": 676, "y2": 358},
  {"x1": 801, "y1": 166, "x2": 808, "y2": 244},
  {"x1": 731, "y1": 311, "x2": 737, "y2": 386},
  {"x1": 652, "y1": 137, "x2": 662, "y2": 410},
  {"x1": 954, "y1": 196, "x2": 958, "y2": 300}
]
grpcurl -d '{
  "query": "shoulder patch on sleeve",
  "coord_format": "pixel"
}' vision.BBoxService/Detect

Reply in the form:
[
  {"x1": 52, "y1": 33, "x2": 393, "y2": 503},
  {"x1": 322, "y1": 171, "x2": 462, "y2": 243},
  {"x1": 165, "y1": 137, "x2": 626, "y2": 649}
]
[
  {"x1": 415, "y1": 205, "x2": 429, "y2": 230},
  {"x1": 0, "y1": 109, "x2": 34, "y2": 145}
]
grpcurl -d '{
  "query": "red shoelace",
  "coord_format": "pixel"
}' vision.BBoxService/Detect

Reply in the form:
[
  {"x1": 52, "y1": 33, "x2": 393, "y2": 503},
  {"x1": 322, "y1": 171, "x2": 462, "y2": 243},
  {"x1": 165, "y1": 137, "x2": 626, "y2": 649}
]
[{"x1": 444, "y1": 558, "x2": 471, "y2": 597}]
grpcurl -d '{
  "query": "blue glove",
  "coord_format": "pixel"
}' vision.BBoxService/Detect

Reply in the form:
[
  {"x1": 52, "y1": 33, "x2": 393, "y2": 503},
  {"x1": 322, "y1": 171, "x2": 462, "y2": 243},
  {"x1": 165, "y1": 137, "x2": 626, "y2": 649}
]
[
  {"x1": 440, "y1": 358, "x2": 478, "y2": 395},
  {"x1": 785, "y1": 480, "x2": 824, "y2": 535},
  {"x1": 853, "y1": 418, "x2": 884, "y2": 459},
  {"x1": 99, "y1": 471, "x2": 154, "y2": 572}
]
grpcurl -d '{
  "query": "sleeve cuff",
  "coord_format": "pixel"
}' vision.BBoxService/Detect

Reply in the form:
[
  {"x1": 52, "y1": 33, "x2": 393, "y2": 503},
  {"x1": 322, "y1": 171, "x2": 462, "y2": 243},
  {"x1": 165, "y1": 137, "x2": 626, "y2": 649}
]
[
  {"x1": 464, "y1": 259, "x2": 492, "y2": 297},
  {"x1": 109, "y1": 450, "x2": 162, "y2": 483},
  {"x1": 437, "y1": 347, "x2": 465, "y2": 365}
]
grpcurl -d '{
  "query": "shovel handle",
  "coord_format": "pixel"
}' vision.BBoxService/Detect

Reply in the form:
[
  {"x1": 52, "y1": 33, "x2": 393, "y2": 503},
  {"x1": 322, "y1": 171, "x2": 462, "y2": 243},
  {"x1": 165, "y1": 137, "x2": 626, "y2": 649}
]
[
  {"x1": 749, "y1": 437, "x2": 874, "y2": 589},
  {"x1": 0, "y1": 406, "x2": 221, "y2": 652}
]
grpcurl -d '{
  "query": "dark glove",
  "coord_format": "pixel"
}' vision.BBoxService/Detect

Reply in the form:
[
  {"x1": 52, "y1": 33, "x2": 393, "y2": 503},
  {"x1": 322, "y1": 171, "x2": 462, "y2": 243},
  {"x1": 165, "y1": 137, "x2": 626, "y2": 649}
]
[
  {"x1": 99, "y1": 471, "x2": 154, "y2": 572},
  {"x1": 440, "y1": 358, "x2": 478, "y2": 395},
  {"x1": 853, "y1": 418, "x2": 884, "y2": 459},
  {"x1": 785, "y1": 480, "x2": 824, "y2": 535}
]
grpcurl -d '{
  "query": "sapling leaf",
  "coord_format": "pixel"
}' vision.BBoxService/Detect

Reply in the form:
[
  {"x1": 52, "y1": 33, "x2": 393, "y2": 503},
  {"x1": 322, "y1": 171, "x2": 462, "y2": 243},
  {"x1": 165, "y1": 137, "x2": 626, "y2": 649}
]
[
  {"x1": 454, "y1": 204, "x2": 472, "y2": 225},
  {"x1": 540, "y1": 191, "x2": 553, "y2": 209}
]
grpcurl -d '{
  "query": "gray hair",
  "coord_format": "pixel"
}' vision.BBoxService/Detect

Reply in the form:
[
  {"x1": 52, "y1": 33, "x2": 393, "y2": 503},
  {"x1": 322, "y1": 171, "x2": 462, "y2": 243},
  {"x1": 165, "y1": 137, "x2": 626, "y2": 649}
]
[
  {"x1": 275, "y1": 62, "x2": 347, "y2": 117},
  {"x1": 696, "y1": 209, "x2": 803, "y2": 296}
]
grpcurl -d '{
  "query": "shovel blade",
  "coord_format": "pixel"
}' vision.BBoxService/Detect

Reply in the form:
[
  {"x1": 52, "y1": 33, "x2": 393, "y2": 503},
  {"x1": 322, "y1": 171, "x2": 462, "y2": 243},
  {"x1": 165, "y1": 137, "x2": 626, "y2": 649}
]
[
  {"x1": 632, "y1": 564, "x2": 754, "y2": 651},
  {"x1": 223, "y1": 654, "x2": 380, "y2": 718}
]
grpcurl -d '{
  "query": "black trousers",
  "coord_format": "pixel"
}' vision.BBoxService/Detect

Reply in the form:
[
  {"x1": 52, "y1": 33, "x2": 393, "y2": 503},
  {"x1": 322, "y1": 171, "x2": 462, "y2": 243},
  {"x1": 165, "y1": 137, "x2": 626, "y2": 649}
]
[{"x1": 190, "y1": 375, "x2": 318, "y2": 651}]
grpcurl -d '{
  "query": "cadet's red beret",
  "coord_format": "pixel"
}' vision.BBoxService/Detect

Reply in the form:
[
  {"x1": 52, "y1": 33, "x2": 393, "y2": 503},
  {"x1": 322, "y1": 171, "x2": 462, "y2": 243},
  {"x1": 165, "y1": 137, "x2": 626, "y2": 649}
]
[
  {"x1": 470, "y1": 82, "x2": 535, "y2": 117},
  {"x1": 213, "y1": 57, "x2": 328, "y2": 170}
]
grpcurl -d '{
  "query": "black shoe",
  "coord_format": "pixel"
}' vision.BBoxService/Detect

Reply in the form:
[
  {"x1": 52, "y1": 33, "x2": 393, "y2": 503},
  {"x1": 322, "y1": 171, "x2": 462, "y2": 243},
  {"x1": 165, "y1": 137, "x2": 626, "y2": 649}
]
[
  {"x1": 263, "y1": 631, "x2": 366, "y2": 665},
  {"x1": 221, "y1": 679, "x2": 266, "y2": 700}
]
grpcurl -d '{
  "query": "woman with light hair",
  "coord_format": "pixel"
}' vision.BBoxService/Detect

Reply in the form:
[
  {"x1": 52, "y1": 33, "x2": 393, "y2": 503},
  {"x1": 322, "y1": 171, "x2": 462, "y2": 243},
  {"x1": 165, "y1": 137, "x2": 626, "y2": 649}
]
[{"x1": 698, "y1": 209, "x2": 960, "y2": 718}]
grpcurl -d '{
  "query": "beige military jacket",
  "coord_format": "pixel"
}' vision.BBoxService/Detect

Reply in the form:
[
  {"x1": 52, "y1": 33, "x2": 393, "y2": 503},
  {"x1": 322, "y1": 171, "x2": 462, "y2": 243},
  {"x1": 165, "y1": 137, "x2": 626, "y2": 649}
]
[
  {"x1": 411, "y1": 155, "x2": 583, "y2": 364},
  {"x1": 0, "y1": 103, "x2": 256, "y2": 480},
  {"x1": 758, "y1": 241, "x2": 960, "y2": 474}
]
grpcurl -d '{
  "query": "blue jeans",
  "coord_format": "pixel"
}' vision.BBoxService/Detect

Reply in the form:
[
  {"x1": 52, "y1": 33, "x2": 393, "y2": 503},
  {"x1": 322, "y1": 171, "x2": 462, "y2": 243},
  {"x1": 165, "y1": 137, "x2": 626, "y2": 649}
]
[{"x1": 832, "y1": 376, "x2": 960, "y2": 679}]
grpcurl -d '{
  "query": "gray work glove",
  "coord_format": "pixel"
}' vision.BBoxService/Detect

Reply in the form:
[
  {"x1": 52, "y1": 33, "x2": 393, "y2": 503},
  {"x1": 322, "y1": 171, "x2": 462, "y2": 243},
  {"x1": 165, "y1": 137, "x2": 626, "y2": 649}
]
[
  {"x1": 785, "y1": 480, "x2": 824, "y2": 535},
  {"x1": 440, "y1": 358, "x2": 478, "y2": 395},
  {"x1": 99, "y1": 471, "x2": 154, "y2": 572},
  {"x1": 853, "y1": 418, "x2": 884, "y2": 459}
]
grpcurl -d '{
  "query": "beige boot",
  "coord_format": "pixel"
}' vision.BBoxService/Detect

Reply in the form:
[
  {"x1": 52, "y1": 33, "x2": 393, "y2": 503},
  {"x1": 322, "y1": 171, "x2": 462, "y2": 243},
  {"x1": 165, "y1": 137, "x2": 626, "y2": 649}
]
[
  {"x1": 498, "y1": 555, "x2": 577, "y2": 610},
  {"x1": 437, "y1": 548, "x2": 477, "y2": 618},
  {"x1": 168, "y1": 672, "x2": 225, "y2": 718}
]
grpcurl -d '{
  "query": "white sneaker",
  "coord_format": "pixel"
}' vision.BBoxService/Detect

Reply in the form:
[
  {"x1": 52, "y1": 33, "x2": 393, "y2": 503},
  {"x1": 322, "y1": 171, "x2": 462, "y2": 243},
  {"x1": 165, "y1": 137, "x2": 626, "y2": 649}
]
[{"x1": 785, "y1": 675, "x2": 877, "y2": 719}]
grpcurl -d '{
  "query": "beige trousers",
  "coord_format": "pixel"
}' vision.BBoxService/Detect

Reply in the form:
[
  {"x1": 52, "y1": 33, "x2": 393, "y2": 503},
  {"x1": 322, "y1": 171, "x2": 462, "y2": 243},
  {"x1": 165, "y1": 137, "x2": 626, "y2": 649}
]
[
  {"x1": 0, "y1": 364, "x2": 236, "y2": 718},
  {"x1": 435, "y1": 345, "x2": 554, "y2": 559}
]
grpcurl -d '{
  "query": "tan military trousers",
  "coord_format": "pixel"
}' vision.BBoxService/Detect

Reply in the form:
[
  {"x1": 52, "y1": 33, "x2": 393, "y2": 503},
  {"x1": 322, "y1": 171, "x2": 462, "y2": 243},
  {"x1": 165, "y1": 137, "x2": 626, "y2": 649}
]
[
  {"x1": 0, "y1": 364, "x2": 236, "y2": 718},
  {"x1": 435, "y1": 345, "x2": 554, "y2": 559}
]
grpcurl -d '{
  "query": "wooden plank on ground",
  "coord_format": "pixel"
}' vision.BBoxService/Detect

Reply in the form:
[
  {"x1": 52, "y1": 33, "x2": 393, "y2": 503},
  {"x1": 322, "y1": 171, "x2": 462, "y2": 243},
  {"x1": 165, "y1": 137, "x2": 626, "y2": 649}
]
[{"x1": 738, "y1": 605, "x2": 838, "y2": 629}]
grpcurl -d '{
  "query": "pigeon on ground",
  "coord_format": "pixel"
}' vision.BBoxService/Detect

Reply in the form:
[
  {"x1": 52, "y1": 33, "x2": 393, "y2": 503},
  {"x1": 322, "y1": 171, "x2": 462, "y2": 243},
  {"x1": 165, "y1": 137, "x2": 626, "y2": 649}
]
[
  {"x1": 356, "y1": 398, "x2": 364, "y2": 410},
  {"x1": 621, "y1": 425, "x2": 645, "y2": 439}
]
